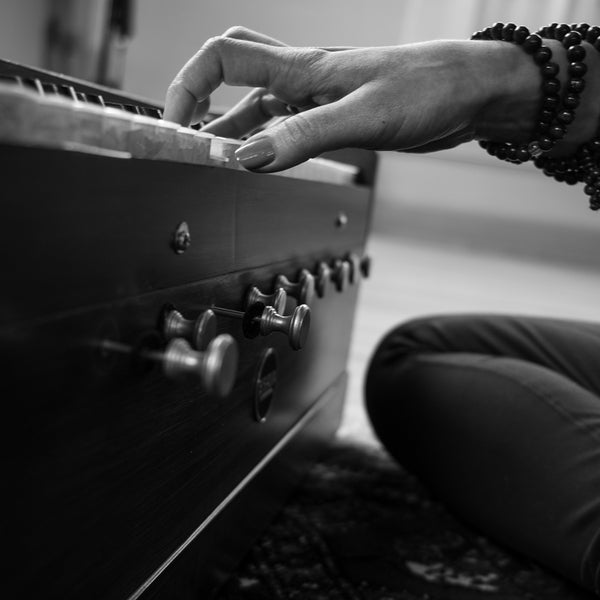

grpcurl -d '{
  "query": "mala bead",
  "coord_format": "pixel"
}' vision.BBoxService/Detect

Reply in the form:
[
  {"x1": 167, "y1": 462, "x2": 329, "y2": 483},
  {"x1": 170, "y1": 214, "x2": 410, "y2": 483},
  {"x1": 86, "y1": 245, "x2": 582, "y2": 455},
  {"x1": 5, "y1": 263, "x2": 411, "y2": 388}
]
[
  {"x1": 470, "y1": 22, "x2": 562, "y2": 163},
  {"x1": 475, "y1": 21, "x2": 600, "y2": 212}
]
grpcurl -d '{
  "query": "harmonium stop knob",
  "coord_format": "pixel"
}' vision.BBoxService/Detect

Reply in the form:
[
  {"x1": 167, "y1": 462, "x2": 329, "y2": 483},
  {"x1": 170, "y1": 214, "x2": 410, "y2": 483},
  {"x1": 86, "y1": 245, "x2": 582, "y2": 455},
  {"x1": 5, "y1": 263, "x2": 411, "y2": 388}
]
[
  {"x1": 275, "y1": 269, "x2": 315, "y2": 306},
  {"x1": 245, "y1": 285, "x2": 287, "y2": 313},
  {"x1": 161, "y1": 306, "x2": 217, "y2": 350},
  {"x1": 331, "y1": 259, "x2": 351, "y2": 292},
  {"x1": 345, "y1": 253, "x2": 362, "y2": 285},
  {"x1": 212, "y1": 302, "x2": 311, "y2": 350},
  {"x1": 259, "y1": 303, "x2": 311, "y2": 351},
  {"x1": 161, "y1": 335, "x2": 239, "y2": 398},
  {"x1": 315, "y1": 261, "x2": 332, "y2": 298},
  {"x1": 98, "y1": 333, "x2": 239, "y2": 398}
]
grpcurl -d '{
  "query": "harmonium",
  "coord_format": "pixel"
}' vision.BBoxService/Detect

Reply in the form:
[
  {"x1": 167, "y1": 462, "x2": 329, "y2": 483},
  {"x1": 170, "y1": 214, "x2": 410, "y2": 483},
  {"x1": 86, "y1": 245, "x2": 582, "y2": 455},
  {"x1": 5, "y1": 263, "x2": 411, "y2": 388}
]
[{"x1": 0, "y1": 59, "x2": 377, "y2": 599}]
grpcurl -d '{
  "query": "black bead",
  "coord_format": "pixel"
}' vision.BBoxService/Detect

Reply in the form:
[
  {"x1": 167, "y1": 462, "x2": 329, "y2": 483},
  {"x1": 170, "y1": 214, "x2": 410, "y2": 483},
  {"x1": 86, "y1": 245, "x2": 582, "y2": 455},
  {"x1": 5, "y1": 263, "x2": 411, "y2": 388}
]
[
  {"x1": 538, "y1": 121, "x2": 550, "y2": 133},
  {"x1": 575, "y1": 23, "x2": 590, "y2": 35},
  {"x1": 539, "y1": 136, "x2": 554, "y2": 151},
  {"x1": 541, "y1": 62, "x2": 559, "y2": 77},
  {"x1": 590, "y1": 139, "x2": 600, "y2": 152},
  {"x1": 586, "y1": 26, "x2": 600, "y2": 43},
  {"x1": 567, "y1": 45, "x2": 586, "y2": 61},
  {"x1": 542, "y1": 96, "x2": 559, "y2": 110},
  {"x1": 569, "y1": 61, "x2": 587, "y2": 77},
  {"x1": 556, "y1": 109, "x2": 574, "y2": 124},
  {"x1": 542, "y1": 78, "x2": 560, "y2": 95},
  {"x1": 549, "y1": 125, "x2": 565, "y2": 140},
  {"x1": 496, "y1": 146, "x2": 509, "y2": 160},
  {"x1": 533, "y1": 47, "x2": 552, "y2": 64},
  {"x1": 502, "y1": 23, "x2": 517, "y2": 41},
  {"x1": 481, "y1": 27, "x2": 493, "y2": 40},
  {"x1": 562, "y1": 31, "x2": 582, "y2": 47},
  {"x1": 491, "y1": 22, "x2": 505, "y2": 40},
  {"x1": 540, "y1": 109, "x2": 554, "y2": 122},
  {"x1": 522, "y1": 34, "x2": 542, "y2": 53},
  {"x1": 567, "y1": 78, "x2": 585, "y2": 94},
  {"x1": 564, "y1": 173, "x2": 579, "y2": 185},
  {"x1": 563, "y1": 94, "x2": 580, "y2": 109},
  {"x1": 554, "y1": 23, "x2": 571, "y2": 41},
  {"x1": 513, "y1": 26, "x2": 530, "y2": 44},
  {"x1": 517, "y1": 147, "x2": 531, "y2": 162}
]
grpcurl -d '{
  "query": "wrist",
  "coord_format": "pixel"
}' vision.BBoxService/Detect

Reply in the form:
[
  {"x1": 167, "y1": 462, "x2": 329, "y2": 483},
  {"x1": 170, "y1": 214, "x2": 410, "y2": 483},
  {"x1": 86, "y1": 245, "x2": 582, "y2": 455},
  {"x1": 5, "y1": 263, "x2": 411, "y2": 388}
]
[{"x1": 472, "y1": 40, "x2": 541, "y2": 144}]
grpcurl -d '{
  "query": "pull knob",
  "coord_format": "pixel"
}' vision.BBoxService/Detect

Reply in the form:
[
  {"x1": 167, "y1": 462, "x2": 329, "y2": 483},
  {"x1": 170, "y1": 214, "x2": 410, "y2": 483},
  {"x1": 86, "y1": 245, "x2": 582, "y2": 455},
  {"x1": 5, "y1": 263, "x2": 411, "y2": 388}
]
[
  {"x1": 275, "y1": 269, "x2": 316, "y2": 306},
  {"x1": 161, "y1": 306, "x2": 217, "y2": 349},
  {"x1": 345, "y1": 253, "x2": 362, "y2": 285},
  {"x1": 98, "y1": 335, "x2": 238, "y2": 398},
  {"x1": 212, "y1": 302, "x2": 311, "y2": 350},
  {"x1": 245, "y1": 285, "x2": 287, "y2": 313},
  {"x1": 315, "y1": 262, "x2": 332, "y2": 298},
  {"x1": 162, "y1": 336, "x2": 238, "y2": 397},
  {"x1": 360, "y1": 255, "x2": 372, "y2": 278},
  {"x1": 331, "y1": 259, "x2": 350, "y2": 292}
]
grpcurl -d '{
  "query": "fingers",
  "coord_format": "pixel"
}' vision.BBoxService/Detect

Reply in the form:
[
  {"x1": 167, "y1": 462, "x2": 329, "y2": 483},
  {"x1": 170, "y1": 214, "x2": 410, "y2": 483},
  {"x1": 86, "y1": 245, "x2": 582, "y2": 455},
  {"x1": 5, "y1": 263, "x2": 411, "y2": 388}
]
[
  {"x1": 220, "y1": 25, "x2": 287, "y2": 47},
  {"x1": 200, "y1": 88, "x2": 291, "y2": 139},
  {"x1": 235, "y1": 92, "x2": 372, "y2": 172},
  {"x1": 164, "y1": 36, "x2": 319, "y2": 125}
]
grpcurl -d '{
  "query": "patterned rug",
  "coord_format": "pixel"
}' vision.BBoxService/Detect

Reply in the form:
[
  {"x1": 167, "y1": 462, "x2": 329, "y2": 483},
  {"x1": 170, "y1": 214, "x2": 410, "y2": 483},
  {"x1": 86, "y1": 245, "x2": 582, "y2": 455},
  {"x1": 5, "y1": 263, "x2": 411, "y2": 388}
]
[{"x1": 217, "y1": 439, "x2": 596, "y2": 600}]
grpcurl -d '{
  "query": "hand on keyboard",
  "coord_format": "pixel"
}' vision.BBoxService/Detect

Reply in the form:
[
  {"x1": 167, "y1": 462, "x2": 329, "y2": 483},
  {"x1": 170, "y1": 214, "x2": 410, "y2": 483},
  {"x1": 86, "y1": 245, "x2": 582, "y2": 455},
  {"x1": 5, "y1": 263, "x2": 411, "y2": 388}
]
[{"x1": 163, "y1": 26, "x2": 541, "y2": 173}]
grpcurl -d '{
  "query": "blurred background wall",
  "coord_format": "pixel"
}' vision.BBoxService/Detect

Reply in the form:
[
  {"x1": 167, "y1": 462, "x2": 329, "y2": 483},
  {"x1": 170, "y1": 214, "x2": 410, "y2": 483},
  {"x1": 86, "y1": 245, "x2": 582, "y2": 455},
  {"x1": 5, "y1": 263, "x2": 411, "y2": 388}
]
[{"x1": 1, "y1": 0, "x2": 599, "y2": 269}]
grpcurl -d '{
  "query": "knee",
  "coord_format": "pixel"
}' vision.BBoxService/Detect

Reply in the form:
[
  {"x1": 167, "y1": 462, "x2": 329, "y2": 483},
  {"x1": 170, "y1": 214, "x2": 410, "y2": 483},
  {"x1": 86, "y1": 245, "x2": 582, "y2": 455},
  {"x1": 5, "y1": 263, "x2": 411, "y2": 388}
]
[{"x1": 364, "y1": 315, "x2": 439, "y2": 416}]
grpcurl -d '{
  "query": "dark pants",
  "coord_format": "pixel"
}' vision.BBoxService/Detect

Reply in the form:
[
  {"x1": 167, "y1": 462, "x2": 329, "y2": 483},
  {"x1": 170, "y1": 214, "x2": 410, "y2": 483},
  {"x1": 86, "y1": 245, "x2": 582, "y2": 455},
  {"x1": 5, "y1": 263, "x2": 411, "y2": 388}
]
[{"x1": 365, "y1": 314, "x2": 600, "y2": 594}]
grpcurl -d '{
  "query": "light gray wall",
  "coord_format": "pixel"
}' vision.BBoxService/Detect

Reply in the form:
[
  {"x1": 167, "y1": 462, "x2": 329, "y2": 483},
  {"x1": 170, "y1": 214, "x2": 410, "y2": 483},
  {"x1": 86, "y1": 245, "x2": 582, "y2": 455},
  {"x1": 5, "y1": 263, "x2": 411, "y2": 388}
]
[{"x1": 0, "y1": 0, "x2": 49, "y2": 66}]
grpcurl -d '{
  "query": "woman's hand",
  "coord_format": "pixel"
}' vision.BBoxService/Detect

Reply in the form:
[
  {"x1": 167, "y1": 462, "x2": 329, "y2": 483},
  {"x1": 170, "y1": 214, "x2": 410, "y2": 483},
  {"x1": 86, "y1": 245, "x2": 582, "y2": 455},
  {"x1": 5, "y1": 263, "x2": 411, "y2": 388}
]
[{"x1": 163, "y1": 27, "x2": 543, "y2": 171}]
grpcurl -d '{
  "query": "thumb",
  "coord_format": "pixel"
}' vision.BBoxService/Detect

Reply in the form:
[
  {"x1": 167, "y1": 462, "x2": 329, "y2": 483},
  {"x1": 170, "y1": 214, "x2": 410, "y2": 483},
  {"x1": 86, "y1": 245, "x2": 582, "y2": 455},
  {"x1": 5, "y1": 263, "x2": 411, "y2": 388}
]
[{"x1": 234, "y1": 97, "x2": 368, "y2": 172}]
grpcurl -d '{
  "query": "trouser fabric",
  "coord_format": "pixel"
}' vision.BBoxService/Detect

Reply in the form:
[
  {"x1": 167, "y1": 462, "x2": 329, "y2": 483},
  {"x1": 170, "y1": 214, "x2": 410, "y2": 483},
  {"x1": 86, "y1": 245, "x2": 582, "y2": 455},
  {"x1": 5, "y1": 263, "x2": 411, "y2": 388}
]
[{"x1": 365, "y1": 313, "x2": 600, "y2": 594}]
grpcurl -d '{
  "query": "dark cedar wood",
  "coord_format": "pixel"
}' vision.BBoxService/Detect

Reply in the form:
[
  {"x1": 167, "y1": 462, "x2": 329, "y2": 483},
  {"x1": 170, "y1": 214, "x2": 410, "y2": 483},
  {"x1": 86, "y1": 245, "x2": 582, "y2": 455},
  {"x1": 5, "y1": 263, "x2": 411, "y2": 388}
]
[{"x1": 1, "y1": 140, "x2": 376, "y2": 600}]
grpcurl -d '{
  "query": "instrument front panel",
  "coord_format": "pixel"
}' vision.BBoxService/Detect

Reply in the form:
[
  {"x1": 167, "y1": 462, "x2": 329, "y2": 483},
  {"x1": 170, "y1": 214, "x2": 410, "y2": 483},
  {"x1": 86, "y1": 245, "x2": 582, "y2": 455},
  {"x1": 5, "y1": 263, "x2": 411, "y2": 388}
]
[
  {"x1": 0, "y1": 144, "x2": 370, "y2": 327},
  {"x1": 1, "y1": 59, "x2": 377, "y2": 600}
]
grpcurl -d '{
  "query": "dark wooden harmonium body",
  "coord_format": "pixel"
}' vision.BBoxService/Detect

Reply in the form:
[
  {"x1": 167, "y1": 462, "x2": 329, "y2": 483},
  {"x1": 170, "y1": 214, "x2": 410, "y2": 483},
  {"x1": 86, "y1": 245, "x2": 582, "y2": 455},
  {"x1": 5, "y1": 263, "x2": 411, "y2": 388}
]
[{"x1": 0, "y1": 60, "x2": 377, "y2": 600}]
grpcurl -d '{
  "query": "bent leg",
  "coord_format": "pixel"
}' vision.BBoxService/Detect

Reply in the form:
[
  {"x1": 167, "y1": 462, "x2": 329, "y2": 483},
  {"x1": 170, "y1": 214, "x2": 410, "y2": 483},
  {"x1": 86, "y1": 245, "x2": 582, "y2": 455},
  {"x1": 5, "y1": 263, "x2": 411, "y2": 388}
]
[{"x1": 365, "y1": 314, "x2": 600, "y2": 593}]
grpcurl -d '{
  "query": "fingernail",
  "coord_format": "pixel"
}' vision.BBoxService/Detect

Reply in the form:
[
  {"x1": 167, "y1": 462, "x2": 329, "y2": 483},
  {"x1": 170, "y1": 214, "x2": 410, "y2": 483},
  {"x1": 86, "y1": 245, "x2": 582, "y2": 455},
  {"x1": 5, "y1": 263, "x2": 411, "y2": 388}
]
[{"x1": 235, "y1": 138, "x2": 275, "y2": 170}]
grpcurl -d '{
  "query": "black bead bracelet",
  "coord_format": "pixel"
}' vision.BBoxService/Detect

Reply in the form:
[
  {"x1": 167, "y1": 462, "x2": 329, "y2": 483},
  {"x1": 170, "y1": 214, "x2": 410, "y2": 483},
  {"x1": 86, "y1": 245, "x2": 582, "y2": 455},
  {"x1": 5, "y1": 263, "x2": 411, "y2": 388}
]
[
  {"x1": 472, "y1": 22, "x2": 600, "y2": 211},
  {"x1": 534, "y1": 23, "x2": 600, "y2": 211},
  {"x1": 471, "y1": 22, "x2": 564, "y2": 164}
]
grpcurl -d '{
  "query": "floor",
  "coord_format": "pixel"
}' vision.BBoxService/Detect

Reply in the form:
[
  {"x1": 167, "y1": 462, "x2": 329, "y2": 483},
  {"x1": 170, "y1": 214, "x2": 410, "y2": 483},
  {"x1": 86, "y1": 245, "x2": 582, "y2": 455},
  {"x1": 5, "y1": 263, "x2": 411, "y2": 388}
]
[{"x1": 338, "y1": 231, "x2": 600, "y2": 445}]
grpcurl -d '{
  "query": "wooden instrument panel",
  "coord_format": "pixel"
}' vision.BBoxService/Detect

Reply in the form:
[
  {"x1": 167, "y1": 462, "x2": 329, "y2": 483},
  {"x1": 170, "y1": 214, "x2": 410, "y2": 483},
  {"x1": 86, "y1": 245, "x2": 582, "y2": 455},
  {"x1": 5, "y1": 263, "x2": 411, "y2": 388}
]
[{"x1": 0, "y1": 61, "x2": 377, "y2": 600}]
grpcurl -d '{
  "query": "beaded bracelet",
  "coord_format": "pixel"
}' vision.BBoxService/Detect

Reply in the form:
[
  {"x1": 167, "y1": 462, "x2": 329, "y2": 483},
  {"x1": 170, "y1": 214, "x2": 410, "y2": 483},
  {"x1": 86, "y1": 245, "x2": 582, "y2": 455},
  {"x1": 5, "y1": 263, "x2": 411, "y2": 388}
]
[
  {"x1": 471, "y1": 23, "x2": 564, "y2": 163},
  {"x1": 533, "y1": 23, "x2": 600, "y2": 211},
  {"x1": 472, "y1": 22, "x2": 600, "y2": 211}
]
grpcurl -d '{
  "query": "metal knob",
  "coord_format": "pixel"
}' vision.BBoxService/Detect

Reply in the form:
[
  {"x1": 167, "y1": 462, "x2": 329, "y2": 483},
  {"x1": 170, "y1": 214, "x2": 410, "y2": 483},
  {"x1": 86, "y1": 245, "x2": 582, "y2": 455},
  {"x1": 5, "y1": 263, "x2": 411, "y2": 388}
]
[
  {"x1": 315, "y1": 262, "x2": 332, "y2": 298},
  {"x1": 162, "y1": 335, "x2": 238, "y2": 398},
  {"x1": 360, "y1": 255, "x2": 372, "y2": 278},
  {"x1": 212, "y1": 302, "x2": 311, "y2": 350},
  {"x1": 345, "y1": 253, "x2": 361, "y2": 285},
  {"x1": 275, "y1": 269, "x2": 316, "y2": 306},
  {"x1": 331, "y1": 259, "x2": 350, "y2": 292},
  {"x1": 97, "y1": 334, "x2": 238, "y2": 398},
  {"x1": 161, "y1": 306, "x2": 217, "y2": 349},
  {"x1": 245, "y1": 285, "x2": 287, "y2": 313}
]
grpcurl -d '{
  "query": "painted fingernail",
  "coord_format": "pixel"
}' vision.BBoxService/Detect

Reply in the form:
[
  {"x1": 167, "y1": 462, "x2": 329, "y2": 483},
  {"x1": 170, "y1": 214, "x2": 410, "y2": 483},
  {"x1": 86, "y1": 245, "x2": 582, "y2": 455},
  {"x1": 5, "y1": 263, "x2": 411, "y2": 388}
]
[{"x1": 235, "y1": 138, "x2": 275, "y2": 170}]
